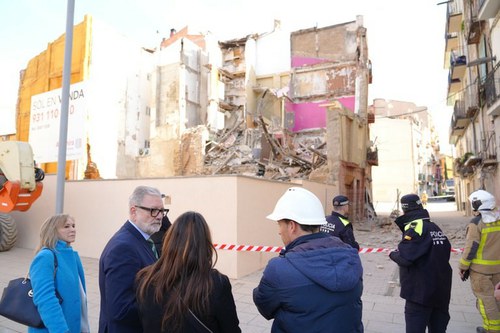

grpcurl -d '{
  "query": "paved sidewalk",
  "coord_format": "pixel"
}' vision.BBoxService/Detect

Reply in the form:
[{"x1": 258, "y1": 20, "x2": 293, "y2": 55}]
[{"x1": 0, "y1": 245, "x2": 482, "y2": 333}]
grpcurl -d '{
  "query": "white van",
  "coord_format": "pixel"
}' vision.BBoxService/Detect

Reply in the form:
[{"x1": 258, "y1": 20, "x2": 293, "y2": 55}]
[{"x1": 444, "y1": 179, "x2": 455, "y2": 201}]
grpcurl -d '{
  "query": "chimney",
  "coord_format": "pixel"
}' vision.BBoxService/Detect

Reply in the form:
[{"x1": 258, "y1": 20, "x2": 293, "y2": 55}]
[{"x1": 170, "y1": 28, "x2": 176, "y2": 38}]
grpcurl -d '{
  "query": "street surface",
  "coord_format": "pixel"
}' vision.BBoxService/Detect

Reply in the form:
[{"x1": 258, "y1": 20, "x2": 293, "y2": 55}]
[{"x1": 0, "y1": 200, "x2": 482, "y2": 332}]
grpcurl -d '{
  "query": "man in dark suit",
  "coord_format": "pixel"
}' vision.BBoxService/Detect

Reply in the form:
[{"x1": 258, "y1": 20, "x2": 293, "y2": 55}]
[{"x1": 98, "y1": 185, "x2": 167, "y2": 333}]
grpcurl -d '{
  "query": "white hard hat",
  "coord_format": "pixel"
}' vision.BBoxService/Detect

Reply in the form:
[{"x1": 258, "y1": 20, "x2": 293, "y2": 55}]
[
  {"x1": 469, "y1": 190, "x2": 496, "y2": 211},
  {"x1": 266, "y1": 187, "x2": 327, "y2": 225}
]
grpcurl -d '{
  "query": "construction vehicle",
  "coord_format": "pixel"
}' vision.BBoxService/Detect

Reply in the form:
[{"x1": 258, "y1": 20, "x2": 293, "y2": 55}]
[{"x1": 0, "y1": 141, "x2": 44, "y2": 251}]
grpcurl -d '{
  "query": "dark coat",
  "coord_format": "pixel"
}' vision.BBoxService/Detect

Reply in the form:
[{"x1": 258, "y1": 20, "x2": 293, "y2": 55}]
[
  {"x1": 98, "y1": 221, "x2": 157, "y2": 333},
  {"x1": 138, "y1": 270, "x2": 241, "y2": 333},
  {"x1": 253, "y1": 233, "x2": 364, "y2": 333},
  {"x1": 390, "y1": 209, "x2": 452, "y2": 307},
  {"x1": 321, "y1": 211, "x2": 360, "y2": 250},
  {"x1": 149, "y1": 215, "x2": 172, "y2": 257}
]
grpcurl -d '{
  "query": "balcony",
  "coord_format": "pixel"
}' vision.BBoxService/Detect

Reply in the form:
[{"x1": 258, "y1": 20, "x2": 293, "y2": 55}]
[
  {"x1": 450, "y1": 54, "x2": 467, "y2": 80},
  {"x1": 366, "y1": 147, "x2": 378, "y2": 166},
  {"x1": 464, "y1": 0, "x2": 483, "y2": 44},
  {"x1": 446, "y1": 0, "x2": 463, "y2": 34},
  {"x1": 478, "y1": 0, "x2": 500, "y2": 20},
  {"x1": 460, "y1": 83, "x2": 481, "y2": 118},
  {"x1": 484, "y1": 63, "x2": 500, "y2": 116},
  {"x1": 448, "y1": 72, "x2": 462, "y2": 98},
  {"x1": 444, "y1": 1, "x2": 463, "y2": 67},
  {"x1": 454, "y1": 153, "x2": 475, "y2": 178},
  {"x1": 479, "y1": 131, "x2": 498, "y2": 167},
  {"x1": 444, "y1": 33, "x2": 459, "y2": 58},
  {"x1": 450, "y1": 99, "x2": 470, "y2": 138}
]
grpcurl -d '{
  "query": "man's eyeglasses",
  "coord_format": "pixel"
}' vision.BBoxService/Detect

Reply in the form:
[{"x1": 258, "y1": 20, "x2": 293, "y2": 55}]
[{"x1": 135, "y1": 205, "x2": 169, "y2": 218}]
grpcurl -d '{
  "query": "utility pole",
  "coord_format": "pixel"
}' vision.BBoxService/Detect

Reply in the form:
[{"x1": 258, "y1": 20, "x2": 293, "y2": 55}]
[{"x1": 55, "y1": 0, "x2": 75, "y2": 214}]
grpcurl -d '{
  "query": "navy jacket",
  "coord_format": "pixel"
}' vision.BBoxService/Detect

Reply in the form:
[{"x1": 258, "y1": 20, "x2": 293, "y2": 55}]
[
  {"x1": 98, "y1": 221, "x2": 157, "y2": 333},
  {"x1": 390, "y1": 209, "x2": 452, "y2": 307},
  {"x1": 253, "y1": 233, "x2": 364, "y2": 333},
  {"x1": 321, "y1": 211, "x2": 360, "y2": 250}
]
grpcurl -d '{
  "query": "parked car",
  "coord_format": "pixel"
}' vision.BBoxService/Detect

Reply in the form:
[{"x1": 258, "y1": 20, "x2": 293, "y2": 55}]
[{"x1": 444, "y1": 179, "x2": 455, "y2": 201}]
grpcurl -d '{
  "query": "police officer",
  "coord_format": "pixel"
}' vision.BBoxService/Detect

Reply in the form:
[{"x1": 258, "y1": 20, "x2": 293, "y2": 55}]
[
  {"x1": 459, "y1": 190, "x2": 500, "y2": 333},
  {"x1": 320, "y1": 195, "x2": 360, "y2": 250},
  {"x1": 389, "y1": 193, "x2": 452, "y2": 333}
]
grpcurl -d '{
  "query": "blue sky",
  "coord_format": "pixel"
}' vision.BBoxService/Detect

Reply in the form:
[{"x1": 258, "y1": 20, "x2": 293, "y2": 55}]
[{"x1": 0, "y1": 0, "x2": 452, "y2": 147}]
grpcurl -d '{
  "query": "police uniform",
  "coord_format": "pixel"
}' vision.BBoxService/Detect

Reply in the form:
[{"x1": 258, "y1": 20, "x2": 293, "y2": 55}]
[
  {"x1": 321, "y1": 195, "x2": 360, "y2": 250},
  {"x1": 389, "y1": 195, "x2": 452, "y2": 333},
  {"x1": 321, "y1": 211, "x2": 360, "y2": 250}
]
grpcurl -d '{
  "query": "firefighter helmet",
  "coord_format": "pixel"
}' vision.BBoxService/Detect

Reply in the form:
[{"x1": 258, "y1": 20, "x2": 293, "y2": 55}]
[{"x1": 469, "y1": 190, "x2": 496, "y2": 211}]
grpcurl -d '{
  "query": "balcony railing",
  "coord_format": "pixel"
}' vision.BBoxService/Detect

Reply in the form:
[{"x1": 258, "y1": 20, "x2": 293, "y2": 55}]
[
  {"x1": 450, "y1": 99, "x2": 470, "y2": 137},
  {"x1": 462, "y1": 83, "x2": 480, "y2": 117},
  {"x1": 480, "y1": 131, "x2": 497, "y2": 166},
  {"x1": 483, "y1": 62, "x2": 500, "y2": 109}
]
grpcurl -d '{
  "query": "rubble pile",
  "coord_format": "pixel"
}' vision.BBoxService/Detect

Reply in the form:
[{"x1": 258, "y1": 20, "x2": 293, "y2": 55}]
[{"x1": 203, "y1": 125, "x2": 328, "y2": 181}]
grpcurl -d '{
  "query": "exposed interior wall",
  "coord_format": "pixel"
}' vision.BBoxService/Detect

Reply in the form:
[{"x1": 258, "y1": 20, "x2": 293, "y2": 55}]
[
  {"x1": 10, "y1": 174, "x2": 334, "y2": 278},
  {"x1": 290, "y1": 21, "x2": 358, "y2": 65},
  {"x1": 288, "y1": 20, "x2": 361, "y2": 132}
]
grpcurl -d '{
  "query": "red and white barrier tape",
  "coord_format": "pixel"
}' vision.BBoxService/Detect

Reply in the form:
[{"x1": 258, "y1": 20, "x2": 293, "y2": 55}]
[
  {"x1": 214, "y1": 244, "x2": 283, "y2": 253},
  {"x1": 213, "y1": 244, "x2": 464, "y2": 254}
]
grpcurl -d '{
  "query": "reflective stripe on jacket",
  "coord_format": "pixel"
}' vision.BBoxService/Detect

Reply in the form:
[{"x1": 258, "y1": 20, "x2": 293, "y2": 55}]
[
  {"x1": 459, "y1": 219, "x2": 500, "y2": 274},
  {"x1": 339, "y1": 217, "x2": 350, "y2": 226}
]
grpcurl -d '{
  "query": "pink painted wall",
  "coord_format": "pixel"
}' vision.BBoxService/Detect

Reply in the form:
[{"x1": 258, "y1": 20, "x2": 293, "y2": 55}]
[{"x1": 286, "y1": 96, "x2": 355, "y2": 132}]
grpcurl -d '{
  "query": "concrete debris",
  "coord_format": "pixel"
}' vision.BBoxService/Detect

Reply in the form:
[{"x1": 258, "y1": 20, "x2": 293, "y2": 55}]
[{"x1": 204, "y1": 125, "x2": 328, "y2": 181}]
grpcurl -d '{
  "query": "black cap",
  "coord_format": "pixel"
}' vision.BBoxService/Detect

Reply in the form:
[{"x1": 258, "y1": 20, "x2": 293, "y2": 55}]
[
  {"x1": 333, "y1": 195, "x2": 349, "y2": 207},
  {"x1": 401, "y1": 194, "x2": 423, "y2": 212}
]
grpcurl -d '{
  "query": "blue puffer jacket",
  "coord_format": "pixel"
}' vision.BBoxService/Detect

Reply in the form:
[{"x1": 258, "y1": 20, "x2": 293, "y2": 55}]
[
  {"x1": 253, "y1": 233, "x2": 364, "y2": 333},
  {"x1": 29, "y1": 240, "x2": 87, "y2": 333}
]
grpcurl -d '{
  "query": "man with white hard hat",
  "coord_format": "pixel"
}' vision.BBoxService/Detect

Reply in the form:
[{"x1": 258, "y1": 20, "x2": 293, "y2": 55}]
[
  {"x1": 253, "y1": 187, "x2": 364, "y2": 333},
  {"x1": 459, "y1": 189, "x2": 500, "y2": 333}
]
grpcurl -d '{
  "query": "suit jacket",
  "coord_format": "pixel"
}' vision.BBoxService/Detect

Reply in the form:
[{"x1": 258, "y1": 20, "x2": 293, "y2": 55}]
[{"x1": 98, "y1": 221, "x2": 157, "y2": 333}]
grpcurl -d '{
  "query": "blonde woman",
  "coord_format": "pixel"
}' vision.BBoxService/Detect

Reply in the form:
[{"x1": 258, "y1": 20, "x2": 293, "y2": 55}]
[{"x1": 29, "y1": 214, "x2": 89, "y2": 333}]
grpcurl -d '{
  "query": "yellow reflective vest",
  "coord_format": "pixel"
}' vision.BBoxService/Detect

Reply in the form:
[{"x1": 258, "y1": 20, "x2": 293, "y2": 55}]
[{"x1": 459, "y1": 218, "x2": 500, "y2": 274}]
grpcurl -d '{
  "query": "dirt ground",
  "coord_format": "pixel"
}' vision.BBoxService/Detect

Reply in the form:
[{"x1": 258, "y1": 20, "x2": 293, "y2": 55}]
[{"x1": 354, "y1": 200, "x2": 469, "y2": 250}]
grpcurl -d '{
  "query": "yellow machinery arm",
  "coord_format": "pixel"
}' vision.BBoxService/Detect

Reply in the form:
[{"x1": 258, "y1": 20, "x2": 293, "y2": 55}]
[{"x1": 0, "y1": 142, "x2": 43, "y2": 213}]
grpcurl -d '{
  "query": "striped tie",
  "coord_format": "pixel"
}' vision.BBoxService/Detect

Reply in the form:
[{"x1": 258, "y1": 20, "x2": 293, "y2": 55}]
[{"x1": 147, "y1": 238, "x2": 159, "y2": 259}]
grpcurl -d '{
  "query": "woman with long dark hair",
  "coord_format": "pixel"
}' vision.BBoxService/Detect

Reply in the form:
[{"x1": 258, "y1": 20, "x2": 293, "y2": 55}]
[{"x1": 136, "y1": 211, "x2": 241, "y2": 333}]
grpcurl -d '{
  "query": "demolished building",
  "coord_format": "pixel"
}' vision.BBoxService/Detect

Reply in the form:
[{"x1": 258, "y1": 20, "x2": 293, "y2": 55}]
[
  {"x1": 15, "y1": 15, "x2": 376, "y2": 222},
  {"x1": 200, "y1": 16, "x2": 375, "y2": 222}
]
